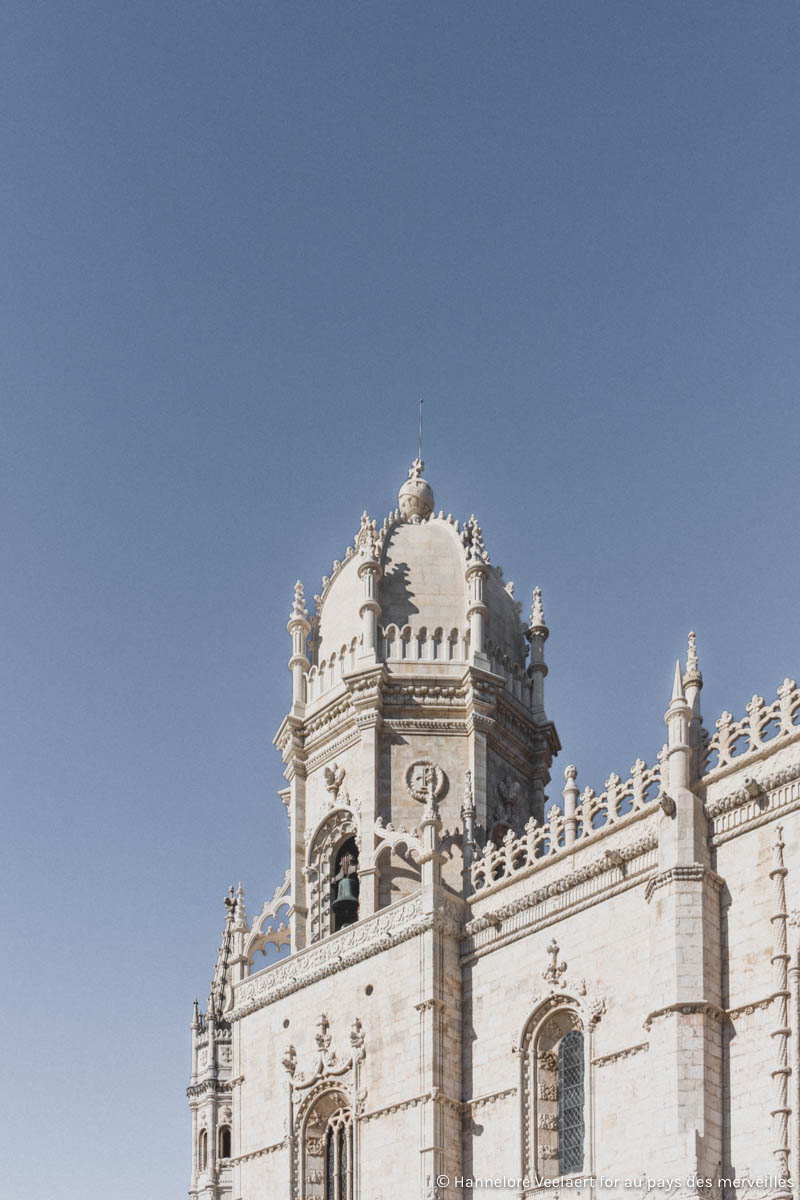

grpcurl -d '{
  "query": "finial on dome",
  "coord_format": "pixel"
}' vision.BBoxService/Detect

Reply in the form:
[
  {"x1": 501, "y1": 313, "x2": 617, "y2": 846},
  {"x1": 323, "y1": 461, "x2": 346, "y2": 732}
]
[{"x1": 398, "y1": 458, "x2": 434, "y2": 519}]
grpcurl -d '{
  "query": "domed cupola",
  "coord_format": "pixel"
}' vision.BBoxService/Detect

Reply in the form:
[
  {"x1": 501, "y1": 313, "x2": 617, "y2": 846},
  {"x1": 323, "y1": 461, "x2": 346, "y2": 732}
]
[{"x1": 307, "y1": 461, "x2": 528, "y2": 696}]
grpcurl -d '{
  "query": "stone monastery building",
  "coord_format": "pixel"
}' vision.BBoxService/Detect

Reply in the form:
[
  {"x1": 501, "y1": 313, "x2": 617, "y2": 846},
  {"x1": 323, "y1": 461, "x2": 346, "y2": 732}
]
[{"x1": 188, "y1": 459, "x2": 800, "y2": 1200}]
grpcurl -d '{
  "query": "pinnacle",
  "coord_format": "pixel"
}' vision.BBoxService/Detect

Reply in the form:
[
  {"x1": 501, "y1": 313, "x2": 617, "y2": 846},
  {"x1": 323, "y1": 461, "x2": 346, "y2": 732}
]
[
  {"x1": 671, "y1": 659, "x2": 686, "y2": 703},
  {"x1": 529, "y1": 586, "x2": 546, "y2": 630}
]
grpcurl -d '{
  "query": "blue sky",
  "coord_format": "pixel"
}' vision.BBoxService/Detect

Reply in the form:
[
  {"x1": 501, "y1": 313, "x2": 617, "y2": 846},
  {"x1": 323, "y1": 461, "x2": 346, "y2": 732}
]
[{"x1": 1, "y1": 2, "x2": 798, "y2": 1196}]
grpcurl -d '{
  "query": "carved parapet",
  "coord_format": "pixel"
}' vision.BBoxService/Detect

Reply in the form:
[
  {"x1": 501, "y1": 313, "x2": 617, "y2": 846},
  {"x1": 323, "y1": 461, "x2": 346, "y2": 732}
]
[
  {"x1": 469, "y1": 755, "x2": 661, "y2": 894},
  {"x1": 703, "y1": 678, "x2": 800, "y2": 780}
]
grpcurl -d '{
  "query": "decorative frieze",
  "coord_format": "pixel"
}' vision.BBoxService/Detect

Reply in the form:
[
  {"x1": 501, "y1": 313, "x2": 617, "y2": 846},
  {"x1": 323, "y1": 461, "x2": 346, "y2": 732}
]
[
  {"x1": 231, "y1": 895, "x2": 463, "y2": 1019},
  {"x1": 708, "y1": 758, "x2": 800, "y2": 843}
]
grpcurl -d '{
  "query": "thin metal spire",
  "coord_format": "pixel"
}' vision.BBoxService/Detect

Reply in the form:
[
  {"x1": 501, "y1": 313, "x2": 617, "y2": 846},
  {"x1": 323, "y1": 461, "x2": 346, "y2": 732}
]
[{"x1": 418, "y1": 397, "x2": 423, "y2": 462}]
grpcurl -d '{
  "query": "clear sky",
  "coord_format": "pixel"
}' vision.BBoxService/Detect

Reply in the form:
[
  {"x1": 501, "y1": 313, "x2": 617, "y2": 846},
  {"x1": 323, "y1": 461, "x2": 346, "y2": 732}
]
[{"x1": 1, "y1": 2, "x2": 798, "y2": 1196}]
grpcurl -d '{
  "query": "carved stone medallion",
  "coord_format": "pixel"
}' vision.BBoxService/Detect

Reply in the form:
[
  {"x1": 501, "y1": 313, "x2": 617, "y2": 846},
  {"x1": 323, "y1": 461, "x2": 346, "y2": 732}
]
[{"x1": 405, "y1": 760, "x2": 445, "y2": 804}]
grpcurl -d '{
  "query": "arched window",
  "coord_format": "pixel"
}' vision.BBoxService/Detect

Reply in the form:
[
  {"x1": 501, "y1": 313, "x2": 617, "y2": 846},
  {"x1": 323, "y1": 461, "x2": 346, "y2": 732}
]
[
  {"x1": 522, "y1": 1005, "x2": 586, "y2": 1178},
  {"x1": 218, "y1": 1124, "x2": 231, "y2": 1159},
  {"x1": 198, "y1": 1128, "x2": 208, "y2": 1172},
  {"x1": 331, "y1": 837, "x2": 359, "y2": 931},
  {"x1": 300, "y1": 1090, "x2": 353, "y2": 1199}
]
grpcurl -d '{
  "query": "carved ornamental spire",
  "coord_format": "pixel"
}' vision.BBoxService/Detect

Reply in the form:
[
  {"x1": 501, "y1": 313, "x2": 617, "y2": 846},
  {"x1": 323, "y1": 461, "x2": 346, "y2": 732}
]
[
  {"x1": 525, "y1": 586, "x2": 549, "y2": 714},
  {"x1": 287, "y1": 580, "x2": 311, "y2": 709},
  {"x1": 356, "y1": 511, "x2": 382, "y2": 660}
]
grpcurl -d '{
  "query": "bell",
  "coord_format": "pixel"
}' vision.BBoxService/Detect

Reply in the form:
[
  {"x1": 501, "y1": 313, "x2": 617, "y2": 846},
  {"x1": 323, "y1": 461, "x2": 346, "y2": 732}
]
[{"x1": 332, "y1": 874, "x2": 359, "y2": 926}]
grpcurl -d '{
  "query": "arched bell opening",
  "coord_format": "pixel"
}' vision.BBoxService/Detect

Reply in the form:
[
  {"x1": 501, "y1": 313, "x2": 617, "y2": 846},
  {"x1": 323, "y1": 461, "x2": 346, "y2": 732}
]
[{"x1": 331, "y1": 837, "x2": 360, "y2": 931}]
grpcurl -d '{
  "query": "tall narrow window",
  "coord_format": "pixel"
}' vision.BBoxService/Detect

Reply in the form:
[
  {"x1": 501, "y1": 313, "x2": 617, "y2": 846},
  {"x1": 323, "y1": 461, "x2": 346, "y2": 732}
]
[
  {"x1": 557, "y1": 1030, "x2": 584, "y2": 1174},
  {"x1": 198, "y1": 1128, "x2": 208, "y2": 1172},
  {"x1": 218, "y1": 1124, "x2": 231, "y2": 1159},
  {"x1": 522, "y1": 1005, "x2": 588, "y2": 1179}
]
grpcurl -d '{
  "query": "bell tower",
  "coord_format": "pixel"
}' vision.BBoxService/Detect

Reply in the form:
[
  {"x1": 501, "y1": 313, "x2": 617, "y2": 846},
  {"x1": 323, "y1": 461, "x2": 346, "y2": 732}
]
[{"x1": 273, "y1": 460, "x2": 560, "y2": 952}]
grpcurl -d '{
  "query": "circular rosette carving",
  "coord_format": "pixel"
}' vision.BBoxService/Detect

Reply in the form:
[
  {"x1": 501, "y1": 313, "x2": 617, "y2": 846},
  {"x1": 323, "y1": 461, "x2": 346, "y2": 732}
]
[{"x1": 405, "y1": 759, "x2": 445, "y2": 804}]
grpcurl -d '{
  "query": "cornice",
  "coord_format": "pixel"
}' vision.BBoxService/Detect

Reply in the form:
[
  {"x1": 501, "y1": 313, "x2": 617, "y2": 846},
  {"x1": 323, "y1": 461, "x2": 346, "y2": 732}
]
[
  {"x1": 359, "y1": 1085, "x2": 517, "y2": 1125},
  {"x1": 727, "y1": 992, "x2": 782, "y2": 1020},
  {"x1": 467, "y1": 829, "x2": 658, "y2": 933},
  {"x1": 304, "y1": 728, "x2": 361, "y2": 774},
  {"x1": 383, "y1": 717, "x2": 467, "y2": 736},
  {"x1": 644, "y1": 864, "x2": 724, "y2": 904},
  {"x1": 592, "y1": 1041, "x2": 649, "y2": 1068},
  {"x1": 186, "y1": 1080, "x2": 233, "y2": 1099},
  {"x1": 465, "y1": 1086, "x2": 517, "y2": 1111},
  {"x1": 708, "y1": 757, "x2": 800, "y2": 845},
  {"x1": 229, "y1": 1139, "x2": 285, "y2": 1165},
  {"x1": 643, "y1": 1001, "x2": 726, "y2": 1031}
]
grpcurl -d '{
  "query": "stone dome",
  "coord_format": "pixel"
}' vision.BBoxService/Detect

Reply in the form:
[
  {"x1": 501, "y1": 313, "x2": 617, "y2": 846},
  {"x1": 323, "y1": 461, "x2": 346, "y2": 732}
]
[{"x1": 312, "y1": 472, "x2": 527, "y2": 669}]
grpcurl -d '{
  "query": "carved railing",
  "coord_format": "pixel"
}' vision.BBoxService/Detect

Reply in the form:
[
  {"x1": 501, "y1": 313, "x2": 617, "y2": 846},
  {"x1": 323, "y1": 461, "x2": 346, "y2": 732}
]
[
  {"x1": 703, "y1": 678, "x2": 800, "y2": 777},
  {"x1": 470, "y1": 757, "x2": 662, "y2": 894},
  {"x1": 245, "y1": 871, "x2": 292, "y2": 967},
  {"x1": 379, "y1": 623, "x2": 468, "y2": 664}
]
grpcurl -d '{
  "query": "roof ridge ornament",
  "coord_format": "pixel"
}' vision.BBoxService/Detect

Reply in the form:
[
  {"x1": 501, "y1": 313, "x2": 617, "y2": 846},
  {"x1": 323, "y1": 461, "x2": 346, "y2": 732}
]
[{"x1": 398, "y1": 456, "x2": 434, "y2": 520}]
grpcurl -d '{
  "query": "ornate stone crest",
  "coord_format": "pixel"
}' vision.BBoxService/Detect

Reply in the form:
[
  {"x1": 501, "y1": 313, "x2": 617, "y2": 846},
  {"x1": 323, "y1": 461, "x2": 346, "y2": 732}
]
[
  {"x1": 405, "y1": 760, "x2": 445, "y2": 804},
  {"x1": 323, "y1": 762, "x2": 347, "y2": 805}
]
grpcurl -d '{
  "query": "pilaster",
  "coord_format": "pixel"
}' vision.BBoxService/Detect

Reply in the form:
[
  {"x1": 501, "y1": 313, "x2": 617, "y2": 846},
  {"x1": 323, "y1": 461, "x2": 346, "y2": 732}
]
[{"x1": 417, "y1": 805, "x2": 462, "y2": 1199}]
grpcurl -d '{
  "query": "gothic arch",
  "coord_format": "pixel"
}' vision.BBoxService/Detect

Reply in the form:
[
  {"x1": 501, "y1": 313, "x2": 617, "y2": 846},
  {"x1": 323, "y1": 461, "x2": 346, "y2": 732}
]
[{"x1": 307, "y1": 807, "x2": 360, "y2": 943}]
